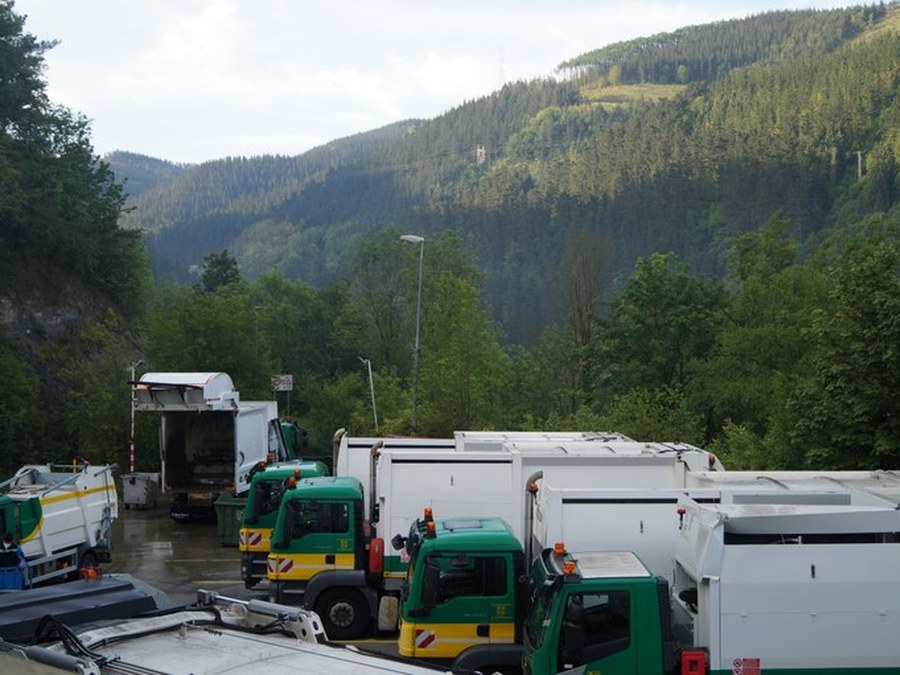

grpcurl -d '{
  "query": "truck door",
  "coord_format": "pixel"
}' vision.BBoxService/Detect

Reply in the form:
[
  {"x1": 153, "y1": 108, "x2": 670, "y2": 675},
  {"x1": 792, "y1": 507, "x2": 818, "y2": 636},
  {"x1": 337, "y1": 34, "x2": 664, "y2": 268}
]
[
  {"x1": 554, "y1": 589, "x2": 636, "y2": 673},
  {"x1": 274, "y1": 499, "x2": 353, "y2": 580},
  {"x1": 413, "y1": 552, "x2": 515, "y2": 659}
]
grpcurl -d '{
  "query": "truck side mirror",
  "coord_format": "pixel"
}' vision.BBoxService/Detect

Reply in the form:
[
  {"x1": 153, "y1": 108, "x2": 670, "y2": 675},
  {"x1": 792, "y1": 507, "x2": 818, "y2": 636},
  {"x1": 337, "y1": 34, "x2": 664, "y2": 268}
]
[
  {"x1": 562, "y1": 595, "x2": 585, "y2": 666},
  {"x1": 391, "y1": 534, "x2": 407, "y2": 551},
  {"x1": 421, "y1": 561, "x2": 440, "y2": 611}
]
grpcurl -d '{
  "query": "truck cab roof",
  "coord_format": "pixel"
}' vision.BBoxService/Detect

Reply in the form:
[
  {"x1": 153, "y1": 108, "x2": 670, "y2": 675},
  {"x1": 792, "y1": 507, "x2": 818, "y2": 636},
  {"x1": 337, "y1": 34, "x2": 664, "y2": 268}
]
[
  {"x1": 564, "y1": 551, "x2": 653, "y2": 581},
  {"x1": 543, "y1": 548, "x2": 654, "y2": 583},
  {"x1": 283, "y1": 476, "x2": 364, "y2": 502},
  {"x1": 421, "y1": 517, "x2": 522, "y2": 554},
  {"x1": 251, "y1": 461, "x2": 328, "y2": 481}
]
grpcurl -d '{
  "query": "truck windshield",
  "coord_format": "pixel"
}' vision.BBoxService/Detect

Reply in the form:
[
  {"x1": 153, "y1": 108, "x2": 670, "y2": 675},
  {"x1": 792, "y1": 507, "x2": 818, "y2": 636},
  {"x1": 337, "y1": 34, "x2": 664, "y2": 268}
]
[
  {"x1": 254, "y1": 480, "x2": 285, "y2": 518},
  {"x1": 524, "y1": 551, "x2": 563, "y2": 651},
  {"x1": 526, "y1": 580, "x2": 559, "y2": 649}
]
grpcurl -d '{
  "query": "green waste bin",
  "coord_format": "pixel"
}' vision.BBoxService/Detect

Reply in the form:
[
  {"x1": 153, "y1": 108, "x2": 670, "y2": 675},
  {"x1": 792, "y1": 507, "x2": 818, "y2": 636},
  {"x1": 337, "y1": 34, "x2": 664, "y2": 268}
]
[{"x1": 214, "y1": 492, "x2": 247, "y2": 547}]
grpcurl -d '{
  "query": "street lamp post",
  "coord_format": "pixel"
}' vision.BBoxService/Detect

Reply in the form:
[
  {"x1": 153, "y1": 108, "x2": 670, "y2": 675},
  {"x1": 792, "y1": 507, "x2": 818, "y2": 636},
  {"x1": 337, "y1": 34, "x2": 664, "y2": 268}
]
[
  {"x1": 400, "y1": 234, "x2": 425, "y2": 434},
  {"x1": 358, "y1": 357, "x2": 378, "y2": 433}
]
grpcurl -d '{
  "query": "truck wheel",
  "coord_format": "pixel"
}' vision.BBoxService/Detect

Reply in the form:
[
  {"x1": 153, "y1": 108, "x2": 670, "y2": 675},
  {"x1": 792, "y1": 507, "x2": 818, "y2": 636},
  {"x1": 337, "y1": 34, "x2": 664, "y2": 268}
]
[
  {"x1": 377, "y1": 595, "x2": 399, "y2": 632},
  {"x1": 314, "y1": 588, "x2": 369, "y2": 640},
  {"x1": 64, "y1": 550, "x2": 100, "y2": 581},
  {"x1": 79, "y1": 550, "x2": 100, "y2": 569}
]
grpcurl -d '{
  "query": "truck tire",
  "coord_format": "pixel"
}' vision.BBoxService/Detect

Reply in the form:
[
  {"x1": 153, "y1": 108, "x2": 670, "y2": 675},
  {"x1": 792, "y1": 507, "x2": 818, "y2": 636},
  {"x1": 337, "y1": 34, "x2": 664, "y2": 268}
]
[
  {"x1": 64, "y1": 550, "x2": 99, "y2": 581},
  {"x1": 377, "y1": 595, "x2": 399, "y2": 632},
  {"x1": 78, "y1": 550, "x2": 99, "y2": 569},
  {"x1": 314, "y1": 588, "x2": 369, "y2": 640}
]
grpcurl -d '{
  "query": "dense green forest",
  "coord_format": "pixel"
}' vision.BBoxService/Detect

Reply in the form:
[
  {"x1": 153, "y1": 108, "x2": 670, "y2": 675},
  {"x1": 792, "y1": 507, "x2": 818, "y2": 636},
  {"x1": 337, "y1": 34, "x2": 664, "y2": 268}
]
[{"x1": 1, "y1": 1, "x2": 899, "y2": 477}]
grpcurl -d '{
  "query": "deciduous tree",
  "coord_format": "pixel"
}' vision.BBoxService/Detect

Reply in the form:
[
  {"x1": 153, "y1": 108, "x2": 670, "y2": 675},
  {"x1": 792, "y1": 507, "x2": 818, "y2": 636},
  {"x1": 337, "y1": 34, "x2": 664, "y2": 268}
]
[{"x1": 591, "y1": 252, "x2": 727, "y2": 401}]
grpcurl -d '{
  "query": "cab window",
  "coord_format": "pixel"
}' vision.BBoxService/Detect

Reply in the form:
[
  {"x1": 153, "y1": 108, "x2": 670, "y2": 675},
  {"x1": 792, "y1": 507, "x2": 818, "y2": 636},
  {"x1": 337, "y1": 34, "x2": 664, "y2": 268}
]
[
  {"x1": 288, "y1": 501, "x2": 349, "y2": 538},
  {"x1": 581, "y1": 591, "x2": 630, "y2": 647},
  {"x1": 427, "y1": 554, "x2": 507, "y2": 603},
  {"x1": 558, "y1": 590, "x2": 631, "y2": 669},
  {"x1": 256, "y1": 481, "x2": 284, "y2": 517}
]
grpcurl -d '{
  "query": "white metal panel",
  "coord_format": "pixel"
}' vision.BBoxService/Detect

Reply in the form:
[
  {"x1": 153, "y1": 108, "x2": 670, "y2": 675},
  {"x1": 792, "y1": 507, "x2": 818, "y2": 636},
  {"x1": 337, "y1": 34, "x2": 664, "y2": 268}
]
[
  {"x1": 453, "y1": 430, "x2": 632, "y2": 451},
  {"x1": 234, "y1": 402, "x2": 279, "y2": 494},
  {"x1": 376, "y1": 452, "x2": 516, "y2": 550},
  {"x1": 534, "y1": 486, "x2": 728, "y2": 583},
  {"x1": 516, "y1": 452, "x2": 718, "y2": 542},
  {"x1": 334, "y1": 435, "x2": 381, "y2": 485},
  {"x1": 373, "y1": 442, "x2": 727, "y2": 562},
  {"x1": 506, "y1": 439, "x2": 724, "y2": 471},
  {"x1": 686, "y1": 469, "x2": 900, "y2": 506},
  {"x1": 333, "y1": 435, "x2": 456, "y2": 500},
  {"x1": 712, "y1": 544, "x2": 900, "y2": 671},
  {"x1": 678, "y1": 495, "x2": 900, "y2": 670}
]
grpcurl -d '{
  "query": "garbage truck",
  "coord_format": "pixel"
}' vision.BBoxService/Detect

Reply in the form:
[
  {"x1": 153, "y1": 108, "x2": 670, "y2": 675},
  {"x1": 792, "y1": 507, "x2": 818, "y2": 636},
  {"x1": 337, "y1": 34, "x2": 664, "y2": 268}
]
[
  {"x1": 134, "y1": 372, "x2": 291, "y2": 522},
  {"x1": 0, "y1": 463, "x2": 117, "y2": 589},
  {"x1": 398, "y1": 482, "x2": 900, "y2": 674},
  {"x1": 519, "y1": 496, "x2": 900, "y2": 674},
  {"x1": 267, "y1": 439, "x2": 723, "y2": 639},
  {"x1": 396, "y1": 471, "x2": 880, "y2": 672}
]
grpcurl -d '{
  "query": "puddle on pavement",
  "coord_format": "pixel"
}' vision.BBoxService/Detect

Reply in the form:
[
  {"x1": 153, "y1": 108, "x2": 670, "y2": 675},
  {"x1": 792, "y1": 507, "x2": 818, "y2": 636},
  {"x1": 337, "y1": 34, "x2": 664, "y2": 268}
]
[{"x1": 107, "y1": 500, "x2": 254, "y2": 607}]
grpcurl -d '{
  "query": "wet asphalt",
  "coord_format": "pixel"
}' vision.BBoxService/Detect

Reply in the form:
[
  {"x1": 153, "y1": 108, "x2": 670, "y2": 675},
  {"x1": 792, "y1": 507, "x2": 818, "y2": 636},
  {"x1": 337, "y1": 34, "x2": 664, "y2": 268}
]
[
  {"x1": 108, "y1": 499, "x2": 253, "y2": 607},
  {"x1": 107, "y1": 496, "x2": 399, "y2": 655}
]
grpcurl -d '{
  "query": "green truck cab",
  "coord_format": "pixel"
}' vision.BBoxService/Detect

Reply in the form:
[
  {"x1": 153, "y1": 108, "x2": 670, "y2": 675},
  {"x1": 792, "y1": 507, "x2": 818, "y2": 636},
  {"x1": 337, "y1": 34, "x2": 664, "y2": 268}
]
[
  {"x1": 239, "y1": 459, "x2": 329, "y2": 588},
  {"x1": 397, "y1": 514, "x2": 527, "y2": 673},
  {"x1": 397, "y1": 515, "x2": 683, "y2": 675},
  {"x1": 266, "y1": 476, "x2": 378, "y2": 639},
  {"x1": 522, "y1": 545, "x2": 676, "y2": 675}
]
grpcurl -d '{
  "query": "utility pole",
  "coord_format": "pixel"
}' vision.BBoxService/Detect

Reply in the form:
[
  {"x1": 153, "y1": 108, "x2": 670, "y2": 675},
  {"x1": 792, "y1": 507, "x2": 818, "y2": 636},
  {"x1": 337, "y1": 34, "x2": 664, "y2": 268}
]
[
  {"x1": 400, "y1": 234, "x2": 425, "y2": 434},
  {"x1": 129, "y1": 359, "x2": 143, "y2": 473}
]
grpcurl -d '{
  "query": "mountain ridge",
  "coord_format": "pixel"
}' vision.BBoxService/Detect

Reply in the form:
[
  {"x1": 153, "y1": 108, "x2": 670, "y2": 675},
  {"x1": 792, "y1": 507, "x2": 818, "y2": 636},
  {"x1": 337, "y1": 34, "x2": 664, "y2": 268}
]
[{"x1": 111, "y1": 4, "x2": 899, "y2": 341}]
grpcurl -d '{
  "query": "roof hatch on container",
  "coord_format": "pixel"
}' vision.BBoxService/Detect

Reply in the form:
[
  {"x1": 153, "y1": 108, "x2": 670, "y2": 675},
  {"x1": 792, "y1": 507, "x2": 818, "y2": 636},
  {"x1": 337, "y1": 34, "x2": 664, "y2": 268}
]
[{"x1": 134, "y1": 372, "x2": 239, "y2": 411}]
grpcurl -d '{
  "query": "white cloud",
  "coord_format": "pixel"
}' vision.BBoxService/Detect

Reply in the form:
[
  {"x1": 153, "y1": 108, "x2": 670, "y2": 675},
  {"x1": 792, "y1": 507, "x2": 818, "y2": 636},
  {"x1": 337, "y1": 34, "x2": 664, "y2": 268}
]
[{"x1": 16, "y1": 0, "x2": 852, "y2": 163}]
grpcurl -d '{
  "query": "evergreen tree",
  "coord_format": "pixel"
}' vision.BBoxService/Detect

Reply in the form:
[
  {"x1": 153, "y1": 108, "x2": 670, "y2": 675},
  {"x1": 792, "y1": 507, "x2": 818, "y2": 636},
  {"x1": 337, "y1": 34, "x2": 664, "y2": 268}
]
[{"x1": 198, "y1": 250, "x2": 242, "y2": 292}]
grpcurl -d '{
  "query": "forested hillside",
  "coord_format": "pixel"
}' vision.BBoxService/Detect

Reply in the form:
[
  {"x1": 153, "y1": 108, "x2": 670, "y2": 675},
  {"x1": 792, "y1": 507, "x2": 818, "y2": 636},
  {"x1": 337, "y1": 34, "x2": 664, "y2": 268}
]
[
  {"x1": 117, "y1": 3, "x2": 898, "y2": 341},
  {"x1": 105, "y1": 152, "x2": 189, "y2": 199}
]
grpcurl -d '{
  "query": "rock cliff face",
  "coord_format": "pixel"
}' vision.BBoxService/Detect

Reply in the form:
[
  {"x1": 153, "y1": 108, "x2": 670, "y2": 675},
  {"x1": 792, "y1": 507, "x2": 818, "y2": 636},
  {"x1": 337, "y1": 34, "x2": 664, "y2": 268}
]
[
  {"x1": 1, "y1": 259, "x2": 93, "y2": 357},
  {"x1": 0, "y1": 258, "x2": 141, "y2": 466},
  {"x1": 0, "y1": 294, "x2": 83, "y2": 343}
]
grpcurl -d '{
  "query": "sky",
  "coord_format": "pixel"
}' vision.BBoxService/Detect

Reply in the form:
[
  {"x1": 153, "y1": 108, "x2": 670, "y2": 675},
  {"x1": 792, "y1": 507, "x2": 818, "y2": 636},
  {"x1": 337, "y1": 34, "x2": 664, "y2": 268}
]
[{"x1": 17, "y1": 0, "x2": 850, "y2": 164}]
